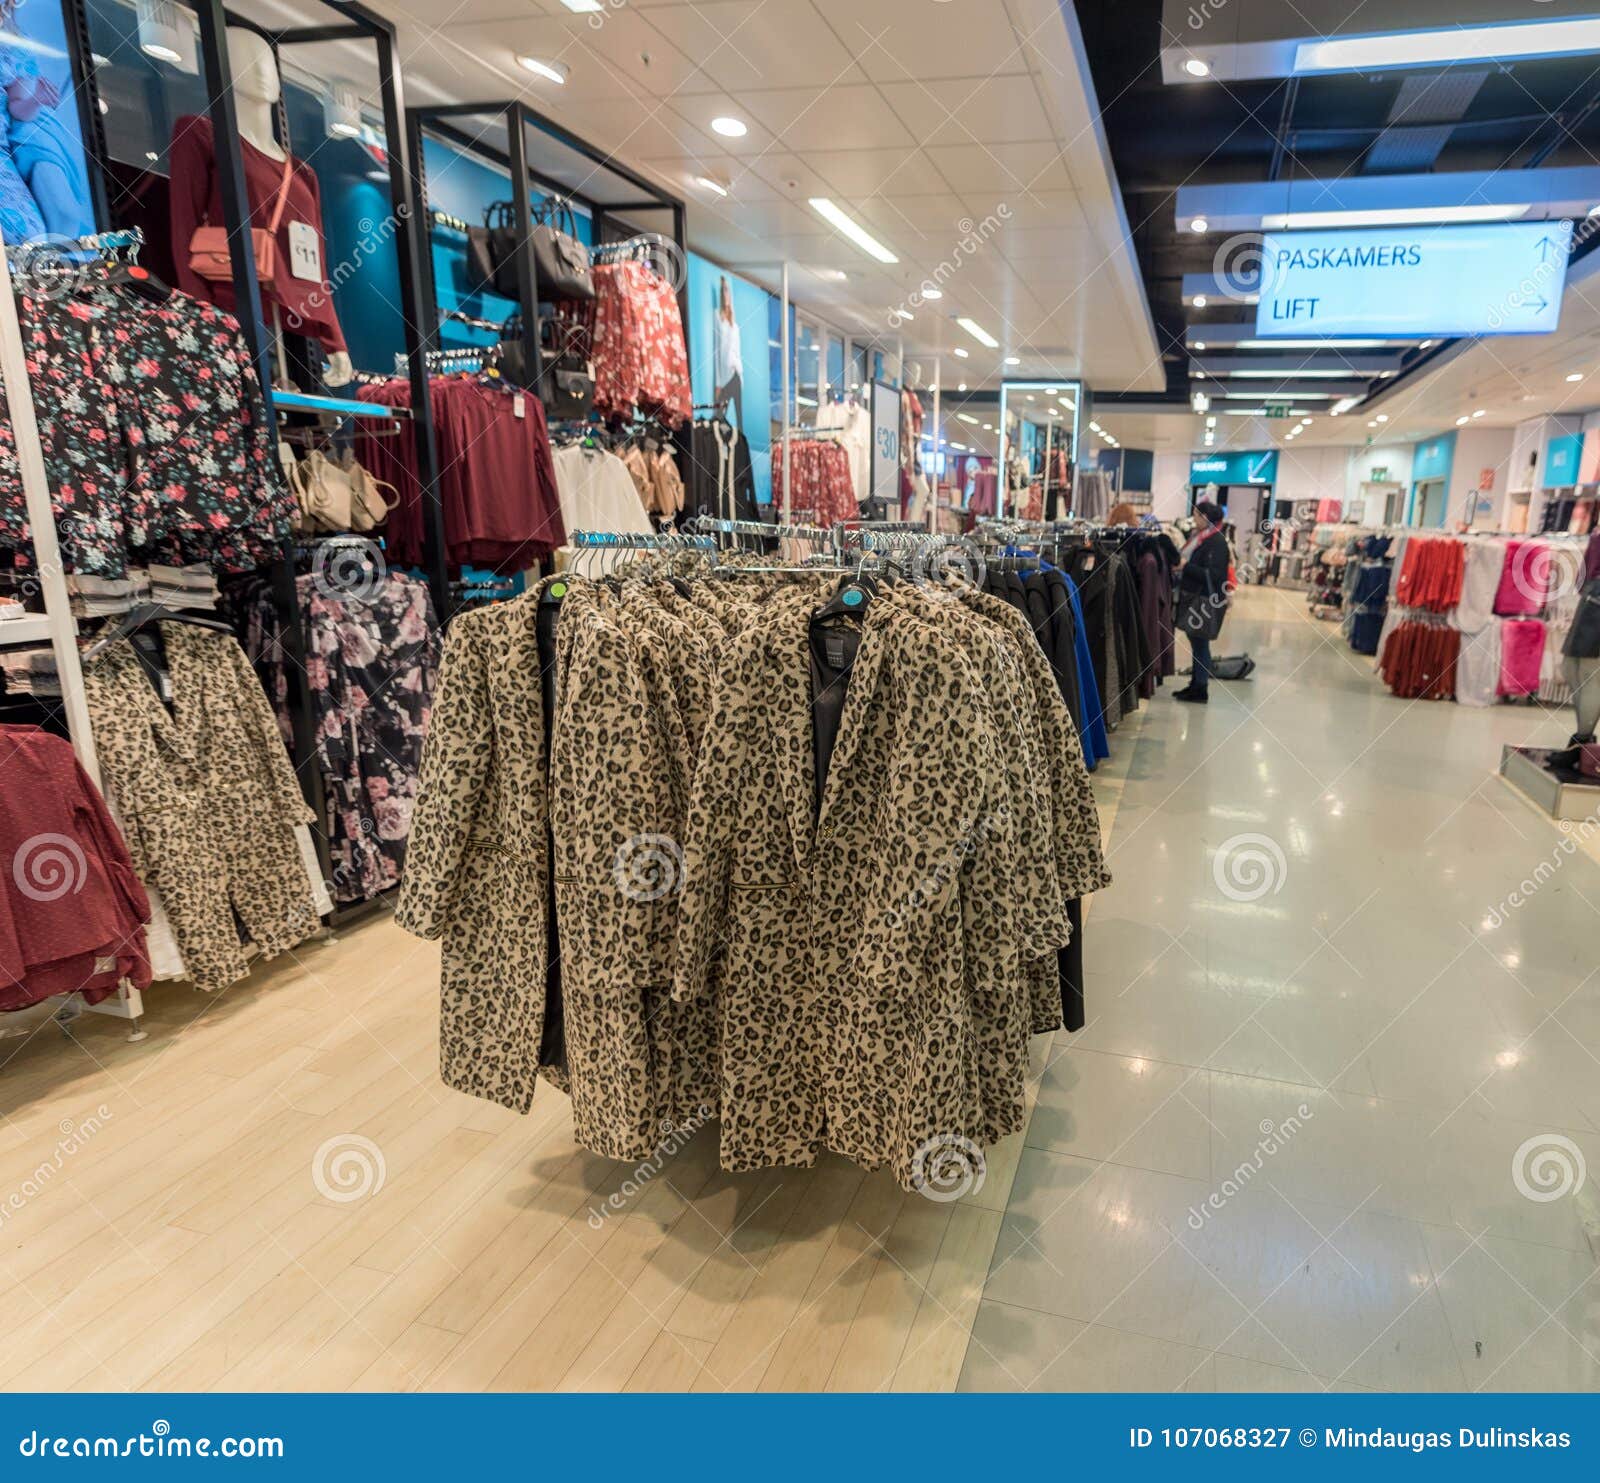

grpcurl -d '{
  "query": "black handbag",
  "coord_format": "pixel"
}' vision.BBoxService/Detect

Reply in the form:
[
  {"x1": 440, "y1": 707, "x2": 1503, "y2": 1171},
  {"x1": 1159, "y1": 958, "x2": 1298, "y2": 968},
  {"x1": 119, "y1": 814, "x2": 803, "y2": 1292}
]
[
  {"x1": 465, "y1": 225, "x2": 497, "y2": 295},
  {"x1": 483, "y1": 202, "x2": 524, "y2": 300},
  {"x1": 529, "y1": 198, "x2": 594, "y2": 303},
  {"x1": 536, "y1": 316, "x2": 594, "y2": 418},
  {"x1": 1564, "y1": 577, "x2": 1600, "y2": 660}
]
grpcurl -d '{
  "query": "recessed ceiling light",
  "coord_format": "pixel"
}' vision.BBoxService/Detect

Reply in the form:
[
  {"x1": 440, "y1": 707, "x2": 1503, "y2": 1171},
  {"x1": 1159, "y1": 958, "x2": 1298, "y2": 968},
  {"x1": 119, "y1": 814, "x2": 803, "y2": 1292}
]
[
  {"x1": 1568, "y1": 372, "x2": 1585, "y2": 382},
  {"x1": 1376, "y1": 414, "x2": 1389, "y2": 422},
  {"x1": 1088, "y1": 421, "x2": 1101, "y2": 432},
  {"x1": 1456, "y1": 415, "x2": 1469, "y2": 426},
  {"x1": 1192, "y1": 294, "x2": 1208, "y2": 308},
  {"x1": 1301, "y1": 417, "x2": 1313, "y2": 425},
  {"x1": 1005, "y1": 356, "x2": 1021, "y2": 366},
  {"x1": 920, "y1": 285, "x2": 943, "y2": 299},
  {"x1": 1190, "y1": 217, "x2": 1209, "y2": 233},
  {"x1": 693, "y1": 175, "x2": 728, "y2": 197},
  {"x1": 517, "y1": 55, "x2": 569, "y2": 84},
  {"x1": 1193, "y1": 341, "x2": 1206, "y2": 351},
  {"x1": 808, "y1": 197, "x2": 897, "y2": 263},
  {"x1": 559, "y1": 0, "x2": 603, "y2": 10},
  {"x1": 957, "y1": 381, "x2": 967, "y2": 392},
  {"x1": 953, "y1": 347, "x2": 968, "y2": 358},
  {"x1": 1419, "y1": 340, "x2": 1435, "y2": 349},
  {"x1": 711, "y1": 115, "x2": 748, "y2": 138},
  {"x1": 955, "y1": 317, "x2": 999, "y2": 349},
  {"x1": 1473, "y1": 409, "x2": 1486, "y2": 418},
  {"x1": 1183, "y1": 57, "x2": 1210, "y2": 78}
]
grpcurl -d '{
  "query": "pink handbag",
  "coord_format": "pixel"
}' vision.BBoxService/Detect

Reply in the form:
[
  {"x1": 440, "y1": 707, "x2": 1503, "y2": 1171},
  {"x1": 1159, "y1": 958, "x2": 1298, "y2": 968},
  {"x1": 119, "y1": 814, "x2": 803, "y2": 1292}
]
[{"x1": 188, "y1": 153, "x2": 293, "y2": 287}]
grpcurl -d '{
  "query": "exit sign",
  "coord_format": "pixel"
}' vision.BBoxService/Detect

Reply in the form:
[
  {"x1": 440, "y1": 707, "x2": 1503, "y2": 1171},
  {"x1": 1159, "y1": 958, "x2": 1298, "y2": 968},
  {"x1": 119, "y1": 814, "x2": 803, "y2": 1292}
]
[{"x1": 1265, "y1": 406, "x2": 1290, "y2": 419}]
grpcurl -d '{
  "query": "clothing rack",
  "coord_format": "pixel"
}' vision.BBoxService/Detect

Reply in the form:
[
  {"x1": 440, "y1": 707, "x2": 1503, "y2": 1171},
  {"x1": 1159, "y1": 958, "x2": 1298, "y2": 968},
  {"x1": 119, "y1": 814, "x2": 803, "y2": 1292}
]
[
  {"x1": 685, "y1": 515, "x2": 832, "y2": 546},
  {"x1": 427, "y1": 206, "x2": 471, "y2": 234},
  {"x1": 440, "y1": 307, "x2": 508, "y2": 335}
]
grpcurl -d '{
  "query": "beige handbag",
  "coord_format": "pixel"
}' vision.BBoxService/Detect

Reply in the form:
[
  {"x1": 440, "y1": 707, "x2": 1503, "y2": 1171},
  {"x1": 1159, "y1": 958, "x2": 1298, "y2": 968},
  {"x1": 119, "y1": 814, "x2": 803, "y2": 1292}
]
[
  {"x1": 343, "y1": 452, "x2": 398, "y2": 532},
  {"x1": 289, "y1": 448, "x2": 354, "y2": 532}
]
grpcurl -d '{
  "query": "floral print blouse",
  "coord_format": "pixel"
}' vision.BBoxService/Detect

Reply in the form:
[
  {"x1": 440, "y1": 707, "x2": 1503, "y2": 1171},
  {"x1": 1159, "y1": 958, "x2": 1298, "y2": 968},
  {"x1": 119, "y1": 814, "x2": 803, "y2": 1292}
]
[{"x1": 0, "y1": 278, "x2": 291, "y2": 579}]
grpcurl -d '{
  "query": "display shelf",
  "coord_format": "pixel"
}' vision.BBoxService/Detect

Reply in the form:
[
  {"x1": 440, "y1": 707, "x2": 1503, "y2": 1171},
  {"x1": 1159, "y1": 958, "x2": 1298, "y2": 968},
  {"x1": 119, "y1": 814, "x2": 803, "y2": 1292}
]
[
  {"x1": 0, "y1": 614, "x2": 52, "y2": 646},
  {"x1": 1501, "y1": 744, "x2": 1600, "y2": 822},
  {"x1": 271, "y1": 390, "x2": 409, "y2": 420}
]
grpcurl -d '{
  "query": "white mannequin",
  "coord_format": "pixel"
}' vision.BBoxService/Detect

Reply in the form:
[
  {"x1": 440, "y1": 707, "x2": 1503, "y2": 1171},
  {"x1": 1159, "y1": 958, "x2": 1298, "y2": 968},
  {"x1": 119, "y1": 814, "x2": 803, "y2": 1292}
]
[{"x1": 225, "y1": 28, "x2": 353, "y2": 388}]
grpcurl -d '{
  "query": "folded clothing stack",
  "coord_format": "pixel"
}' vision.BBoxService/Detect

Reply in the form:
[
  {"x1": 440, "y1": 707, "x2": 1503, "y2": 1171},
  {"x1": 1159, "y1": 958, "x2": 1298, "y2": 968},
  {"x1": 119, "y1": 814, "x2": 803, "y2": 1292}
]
[
  {"x1": 0, "y1": 645, "x2": 59, "y2": 698},
  {"x1": 68, "y1": 570, "x2": 151, "y2": 618},
  {"x1": 148, "y1": 563, "x2": 220, "y2": 611}
]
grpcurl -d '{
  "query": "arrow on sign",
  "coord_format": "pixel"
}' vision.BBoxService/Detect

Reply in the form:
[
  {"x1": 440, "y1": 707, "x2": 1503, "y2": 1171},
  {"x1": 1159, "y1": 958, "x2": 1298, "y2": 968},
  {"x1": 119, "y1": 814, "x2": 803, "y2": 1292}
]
[
  {"x1": 1537, "y1": 235, "x2": 1559, "y2": 263},
  {"x1": 1248, "y1": 453, "x2": 1274, "y2": 481}
]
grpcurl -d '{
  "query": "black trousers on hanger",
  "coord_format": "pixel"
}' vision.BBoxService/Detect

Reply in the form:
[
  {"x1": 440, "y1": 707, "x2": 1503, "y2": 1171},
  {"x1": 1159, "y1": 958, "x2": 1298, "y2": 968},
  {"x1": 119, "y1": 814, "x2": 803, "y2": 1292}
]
[{"x1": 1060, "y1": 897, "x2": 1084, "y2": 1032}]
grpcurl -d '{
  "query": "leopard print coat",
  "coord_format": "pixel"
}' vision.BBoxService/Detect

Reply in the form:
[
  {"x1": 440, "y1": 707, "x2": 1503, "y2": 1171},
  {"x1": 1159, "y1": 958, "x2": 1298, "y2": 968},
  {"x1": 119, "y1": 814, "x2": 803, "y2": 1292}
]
[{"x1": 81, "y1": 623, "x2": 320, "y2": 992}]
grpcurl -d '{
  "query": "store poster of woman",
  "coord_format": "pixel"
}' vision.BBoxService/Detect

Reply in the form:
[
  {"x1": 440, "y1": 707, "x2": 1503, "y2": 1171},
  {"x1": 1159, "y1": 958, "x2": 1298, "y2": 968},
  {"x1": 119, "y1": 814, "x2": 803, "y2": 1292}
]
[
  {"x1": 0, "y1": 0, "x2": 94, "y2": 243},
  {"x1": 713, "y1": 274, "x2": 743, "y2": 430}
]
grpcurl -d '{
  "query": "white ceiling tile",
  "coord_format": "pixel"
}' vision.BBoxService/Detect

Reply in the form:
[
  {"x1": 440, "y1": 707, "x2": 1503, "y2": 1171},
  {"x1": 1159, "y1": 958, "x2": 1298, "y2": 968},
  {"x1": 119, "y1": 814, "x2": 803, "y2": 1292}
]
[
  {"x1": 641, "y1": 2, "x2": 868, "y2": 92},
  {"x1": 742, "y1": 151, "x2": 837, "y2": 201},
  {"x1": 926, "y1": 141, "x2": 1072, "y2": 194},
  {"x1": 876, "y1": 77, "x2": 1052, "y2": 147},
  {"x1": 809, "y1": 0, "x2": 1030, "y2": 83},
  {"x1": 739, "y1": 86, "x2": 913, "y2": 152},
  {"x1": 798, "y1": 147, "x2": 951, "y2": 197},
  {"x1": 847, "y1": 192, "x2": 972, "y2": 234},
  {"x1": 971, "y1": 190, "x2": 1082, "y2": 232}
]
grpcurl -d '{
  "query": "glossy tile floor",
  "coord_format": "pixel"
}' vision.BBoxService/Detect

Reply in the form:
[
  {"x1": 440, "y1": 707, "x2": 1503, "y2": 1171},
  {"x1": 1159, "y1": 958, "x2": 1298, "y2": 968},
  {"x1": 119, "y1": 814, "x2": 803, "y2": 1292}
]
[
  {"x1": 2, "y1": 584, "x2": 1596, "y2": 1391},
  {"x1": 959, "y1": 584, "x2": 1600, "y2": 1393}
]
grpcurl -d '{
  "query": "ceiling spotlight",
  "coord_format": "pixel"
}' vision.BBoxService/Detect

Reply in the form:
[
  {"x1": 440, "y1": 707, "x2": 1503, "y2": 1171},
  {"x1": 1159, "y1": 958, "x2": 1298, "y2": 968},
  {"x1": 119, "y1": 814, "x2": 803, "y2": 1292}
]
[
  {"x1": 1300, "y1": 417, "x2": 1313, "y2": 425},
  {"x1": 1004, "y1": 355, "x2": 1021, "y2": 366},
  {"x1": 1183, "y1": 57, "x2": 1211, "y2": 77},
  {"x1": 1190, "y1": 217, "x2": 1209, "y2": 234},
  {"x1": 517, "y1": 55, "x2": 569, "y2": 84},
  {"x1": 324, "y1": 81, "x2": 363, "y2": 139},
  {"x1": 1192, "y1": 294, "x2": 1208, "y2": 308},
  {"x1": 1419, "y1": 340, "x2": 1435, "y2": 349},
  {"x1": 1455, "y1": 415, "x2": 1469, "y2": 426},
  {"x1": 693, "y1": 175, "x2": 729, "y2": 197},
  {"x1": 711, "y1": 115, "x2": 748, "y2": 137},
  {"x1": 1376, "y1": 413, "x2": 1389, "y2": 422},
  {"x1": 921, "y1": 285, "x2": 943, "y2": 299},
  {"x1": 1193, "y1": 341, "x2": 1207, "y2": 350},
  {"x1": 1367, "y1": 420, "x2": 1377, "y2": 427},
  {"x1": 1472, "y1": 409, "x2": 1486, "y2": 418},
  {"x1": 137, "y1": 0, "x2": 193, "y2": 66},
  {"x1": 1568, "y1": 372, "x2": 1585, "y2": 382},
  {"x1": 957, "y1": 381, "x2": 967, "y2": 392}
]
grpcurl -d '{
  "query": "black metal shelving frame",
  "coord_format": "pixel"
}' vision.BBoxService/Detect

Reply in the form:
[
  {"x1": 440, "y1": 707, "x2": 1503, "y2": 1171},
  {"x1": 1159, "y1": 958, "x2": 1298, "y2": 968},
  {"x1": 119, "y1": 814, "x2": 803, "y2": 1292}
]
[{"x1": 404, "y1": 99, "x2": 688, "y2": 411}]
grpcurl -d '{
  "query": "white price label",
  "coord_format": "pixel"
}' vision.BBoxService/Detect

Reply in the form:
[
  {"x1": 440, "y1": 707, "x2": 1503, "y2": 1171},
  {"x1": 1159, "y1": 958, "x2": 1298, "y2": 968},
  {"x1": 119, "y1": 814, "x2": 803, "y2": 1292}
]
[
  {"x1": 287, "y1": 220, "x2": 321, "y2": 282},
  {"x1": 513, "y1": 394, "x2": 527, "y2": 420}
]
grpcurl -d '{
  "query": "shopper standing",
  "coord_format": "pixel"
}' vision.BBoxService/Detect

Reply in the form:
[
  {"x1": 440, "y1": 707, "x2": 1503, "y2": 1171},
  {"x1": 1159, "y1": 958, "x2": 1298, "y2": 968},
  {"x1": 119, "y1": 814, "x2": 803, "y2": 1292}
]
[{"x1": 1173, "y1": 499, "x2": 1231, "y2": 704}]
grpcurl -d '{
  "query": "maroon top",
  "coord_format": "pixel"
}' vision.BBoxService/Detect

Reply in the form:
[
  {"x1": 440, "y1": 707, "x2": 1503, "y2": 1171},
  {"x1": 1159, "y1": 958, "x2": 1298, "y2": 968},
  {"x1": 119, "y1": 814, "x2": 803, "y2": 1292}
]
[
  {"x1": 0, "y1": 726, "x2": 151, "y2": 1009},
  {"x1": 168, "y1": 114, "x2": 348, "y2": 354}
]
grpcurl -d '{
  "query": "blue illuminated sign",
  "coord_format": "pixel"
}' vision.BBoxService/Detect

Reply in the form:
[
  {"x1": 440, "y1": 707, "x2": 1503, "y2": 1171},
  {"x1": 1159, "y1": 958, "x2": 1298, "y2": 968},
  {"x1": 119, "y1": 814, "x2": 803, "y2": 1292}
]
[
  {"x1": 1189, "y1": 449, "x2": 1278, "y2": 486},
  {"x1": 1254, "y1": 221, "x2": 1572, "y2": 338}
]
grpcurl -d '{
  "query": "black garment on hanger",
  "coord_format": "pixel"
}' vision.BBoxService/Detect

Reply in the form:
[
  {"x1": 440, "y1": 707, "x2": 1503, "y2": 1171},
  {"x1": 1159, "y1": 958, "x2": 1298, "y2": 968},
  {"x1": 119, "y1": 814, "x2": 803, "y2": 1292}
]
[
  {"x1": 537, "y1": 599, "x2": 566, "y2": 1072},
  {"x1": 809, "y1": 616, "x2": 860, "y2": 814}
]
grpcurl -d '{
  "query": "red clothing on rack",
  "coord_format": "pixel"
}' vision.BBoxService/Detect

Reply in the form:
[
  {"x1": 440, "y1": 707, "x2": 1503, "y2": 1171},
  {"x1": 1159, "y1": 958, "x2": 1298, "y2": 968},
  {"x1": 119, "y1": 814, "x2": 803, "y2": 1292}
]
[
  {"x1": 1393, "y1": 535, "x2": 1464, "y2": 612},
  {"x1": 1379, "y1": 620, "x2": 1460, "y2": 699},
  {"x1": 593, "y1": 261, "x2": 691, "y2": 426},
  {"x1": 168, "y1": 115, "x2": 348, "y2": 354},
  {"x1": 771, "y1": 440, "x2": 857, "y2": 526},
  {"x1": 0, "y1": 726, "x2": 151, "y2": 1010},
  {"x1": 354, "y1": 375, "x2": 564, "y2": 571}
]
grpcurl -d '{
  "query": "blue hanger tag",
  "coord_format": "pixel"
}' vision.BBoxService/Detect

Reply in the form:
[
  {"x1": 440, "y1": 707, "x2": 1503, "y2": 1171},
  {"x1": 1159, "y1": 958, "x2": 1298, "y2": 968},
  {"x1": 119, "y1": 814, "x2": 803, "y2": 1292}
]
[{"x1": 842, "y1": 586, "x2": 865, "y2": 608}]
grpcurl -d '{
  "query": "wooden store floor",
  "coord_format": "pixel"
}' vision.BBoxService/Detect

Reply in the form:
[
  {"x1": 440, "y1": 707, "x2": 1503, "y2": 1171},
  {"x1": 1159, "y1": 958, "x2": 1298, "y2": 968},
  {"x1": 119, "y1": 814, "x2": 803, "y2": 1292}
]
[{"x1": 0, "y1": 733, "x2": 1136, "y2": 1394}]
